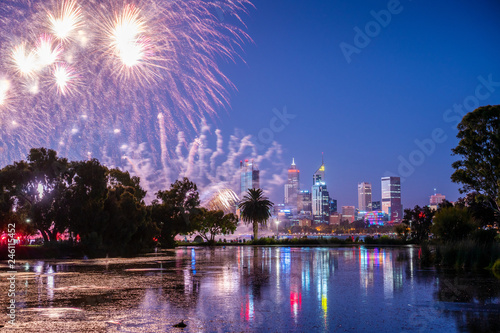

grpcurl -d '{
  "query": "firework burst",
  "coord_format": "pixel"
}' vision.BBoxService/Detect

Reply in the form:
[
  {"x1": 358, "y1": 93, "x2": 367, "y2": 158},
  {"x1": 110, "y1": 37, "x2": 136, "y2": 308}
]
[
  {"x1": 47, "y1": 0, "x2": 84, "y2": 42},
  {"x1": 0, "y1": 0, "x2": 252, "y2": 169},
  {"x1": 109, "y1": 5, "x2": 148, "y2": 68},
  {"x1": 11, "y1": 43, "x2": 37, "y2": 78},
  {"x1": 53, "y1": 63, "x2": 78, "y2": 95},
  {"x1": 35, "y1": 34, "x2": 61, "y2": 69}
]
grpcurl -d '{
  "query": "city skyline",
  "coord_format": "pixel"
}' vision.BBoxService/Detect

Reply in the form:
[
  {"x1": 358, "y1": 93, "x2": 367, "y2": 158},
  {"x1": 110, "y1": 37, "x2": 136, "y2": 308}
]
[
  {"x1": 219, "y1": 0, "x2": 500, "y2": 211},
  {"x1": 277, "y1": 156, "x2": 422, "y2": 224},
  {"x1": 2, "y1": 0, "x2": 500, "y2": 212},
  {"x1": 279, "y1": 156, "x2": 452, "y2": 215}
]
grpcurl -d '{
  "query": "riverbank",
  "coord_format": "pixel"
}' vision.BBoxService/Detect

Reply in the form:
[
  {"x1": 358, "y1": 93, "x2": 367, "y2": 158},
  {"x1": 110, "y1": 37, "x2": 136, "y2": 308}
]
[
  {"x1": 0, "y1": 244, "x2": 85, "y2": 260},
  {"x1": 420, "y1": 240, "x2": 500, "y2": 271},
  {"x1": 1, "y1": 237, "x2": 413, "y2": 260},
  {"x1": 178, "y1": 235, "x2": 411, "y2": 247}
]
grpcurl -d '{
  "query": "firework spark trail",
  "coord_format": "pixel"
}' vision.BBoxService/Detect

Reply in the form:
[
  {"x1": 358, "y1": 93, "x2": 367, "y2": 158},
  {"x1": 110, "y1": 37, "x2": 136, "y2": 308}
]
[
  {"x1": 210, "y1": 129, "x2": 224, "y2": 172},
  {"x1": 157, "y1": 112, "x2": 168, "y2": 170},
  {"x1": 0, "y1": 0, "x2": 252, "y2": 167},
  {"x1": 0, "y1": 78, "x2": 11, "y2": 106},
  {"x1": 120, "y1": 124, "x2": 285, "y2": 204},
  {"x1": 206, "y1": 188, "x2": 239, "y2": 214}
]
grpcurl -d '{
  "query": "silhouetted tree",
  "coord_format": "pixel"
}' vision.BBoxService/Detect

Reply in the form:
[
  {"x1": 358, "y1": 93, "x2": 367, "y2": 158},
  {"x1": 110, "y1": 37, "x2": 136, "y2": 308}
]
[
  {"x1": 402, "y1": 205, "x2": 434, "y2": 243},
  {"x1": 455, "y1": 192, "x2": 497, "y2": 228},
  {"x1": 192, "y1": 208, "x2": 238, "y2": 244},
  {"x1": 67, "y1": 161, "x2": 154, "y2": 256},
  {"x1": 0, "y1": 149, "x2": 156, "y2": 255},
  {"x1": 0, "y1": 148, "x2": 70, "y2": 242},
  {"x1": 451, "y1": 105, "x2": 500, "y2": 213},
  {"x1": 151, "y1": 178, "x2": 200, "y2": 248},
  {"x1": 394, "y1": 223, "x2": 410, "y2": 241},
  {"x1": 238, "y1": 188, "x2": 273, "y2": 240},
  {"x1": 431, "y1": 207, "x2": 475, "y2": 242}
]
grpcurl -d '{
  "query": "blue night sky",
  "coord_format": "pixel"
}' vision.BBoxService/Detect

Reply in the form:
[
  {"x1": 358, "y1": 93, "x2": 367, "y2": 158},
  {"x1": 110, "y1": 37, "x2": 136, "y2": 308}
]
[{"x1": 214, "y1": 0, "x2": 500, "y2": 209}]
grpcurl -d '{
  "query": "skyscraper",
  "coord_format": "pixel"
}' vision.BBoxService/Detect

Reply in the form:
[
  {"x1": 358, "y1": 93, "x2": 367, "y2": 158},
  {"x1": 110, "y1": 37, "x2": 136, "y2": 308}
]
[
  {"x1": 430, "y1": 192, "x2": 446, "y2": 210},
  {"x1": 312, "y1": 155, "x2": 330, "y2": 222},
  {"x1": 381, "y1": 176, "x2": 402, "y2": 223},
  {"x1": 341, "y1": 206, "x2": 355, "y2": 223},
  {"x1": 312, "y1": 184, "x2": 329, "y2": 222},
  {"x1": 284, "y1": 158, "x2": 300, "y2": 212},
  {"x1": 329, "y1": 199, "x2": 337, "y2": 213},
  {"x1": 297, "y1": 190, "x2": 312, "y2": 214},
  {"x1": 313, "y1": 156, "x2": 325, "y2": 185},
  {"x1": 358, "y1": 182, "x2": 372, "y2": 212},
  {"x1": 240, "y1": 159, "x2": 259, "y2": 197}
]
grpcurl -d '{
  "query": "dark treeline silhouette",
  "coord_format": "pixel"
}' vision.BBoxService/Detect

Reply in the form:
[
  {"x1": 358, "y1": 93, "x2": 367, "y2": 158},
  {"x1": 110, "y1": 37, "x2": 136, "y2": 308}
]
[
  {"x1": 0, "y1": 148, "x2": 238, "y2": 257},
  {"x1": 398, "y1": 106, "x2": 500, "y2": 270}
]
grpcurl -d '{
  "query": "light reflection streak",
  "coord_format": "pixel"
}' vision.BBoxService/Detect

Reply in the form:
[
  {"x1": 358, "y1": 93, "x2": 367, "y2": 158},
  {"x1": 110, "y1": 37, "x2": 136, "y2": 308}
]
[
  {"x1": 281, "y1": 247, "x2": 291, "y2": 275},
  {"x1": 47, "y1": 265, "x2": 54, "y2": 301},
  {"x1": 359, "y1": 248, "x2": 374, "y2": 294},
  {"x1": 191, "y1": 248, "x2": 196, "y2": 275},
  {"x1": 34, "y1": 261, "x2": 44, "y2": 304},
  {"x1": 316, "y1": 251, "x2": 329, "y2": 321},
  {"x1": 383, "y1": 251, "x2": 394, "y2": 299},
  {"x1": 240, "y1": 293, "x2": 254, "y2": 322},
  {"x1": 358, "y1": 248, "x2": 402, "y2": 301},
  {"x1": 301, "y1": 260, "x2": 310, "y2": 292},
  {"x1": 218, "y1": 267, "x2": 239, "y2": 294},
  {"x1": 290, "y1": 291, "x2": 302, "y2": 321},
  {"x1": 275, "y1": 247, "x2": 280, "y2": 293}
]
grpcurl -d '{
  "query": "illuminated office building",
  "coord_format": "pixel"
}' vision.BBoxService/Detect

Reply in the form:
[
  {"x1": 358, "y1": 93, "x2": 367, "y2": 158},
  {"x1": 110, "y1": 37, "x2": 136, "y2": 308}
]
[
  {"x1": 341, "y1": 206, "x2": 355, "y2": 223},
  {"x1": 381, "y1": 176, "x2": 402, "y2": 223},
  {"x1": 297, "y1": 190, "x2": 312, "y2": 214},
  {"x1": 329, "y1": 212, "x2": 343, "y2": 225},
  {"x1": 329, "y1": 199, "x2": 337, "y2": 214},
  {"x1": 311, "y1": 157, "x2": 330, "y2": 222},
  {"x1": 429, "y1": 192, "x2": 446, "y2": 210},
  {"x1": 240, "y1": 159, "x2": 259, "y2": 197},
  {"x1": 284, "y1": 158, "x2": 300, "y2": 212},
  {"x1": 358, "y1": 182, "x2": 372, "y2": 211}
]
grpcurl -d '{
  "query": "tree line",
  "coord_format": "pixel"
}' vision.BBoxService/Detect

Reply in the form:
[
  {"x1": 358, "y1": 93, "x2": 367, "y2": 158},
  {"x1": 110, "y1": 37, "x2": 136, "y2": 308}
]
[
  {"x1": 397, "y1": 105, "x2": 500, "y2": 245},
  {"x1": 0, "y1": 148, "x2": 257, "y2": 256}
]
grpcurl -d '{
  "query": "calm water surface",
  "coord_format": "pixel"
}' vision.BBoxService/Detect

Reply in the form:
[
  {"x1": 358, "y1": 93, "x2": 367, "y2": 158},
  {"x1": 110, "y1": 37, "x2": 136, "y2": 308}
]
[{"x1": 1, "y1": 246, "x2": 499, "y2": 332}]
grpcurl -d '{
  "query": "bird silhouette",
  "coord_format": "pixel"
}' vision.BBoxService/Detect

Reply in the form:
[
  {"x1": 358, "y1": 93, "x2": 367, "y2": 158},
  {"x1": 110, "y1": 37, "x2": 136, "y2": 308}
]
[{"x1": 173, "y1": 320, "x2": 187, "y2": 328}]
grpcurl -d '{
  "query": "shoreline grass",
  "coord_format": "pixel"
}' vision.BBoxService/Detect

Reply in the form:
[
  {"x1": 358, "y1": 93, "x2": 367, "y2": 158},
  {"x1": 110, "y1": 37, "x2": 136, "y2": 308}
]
[
  {"x1": 176, "y1": 235, "x2": 411, "y2": 247},
  {"x1": 421, "y1": 240, "x2": 500, "y2": 271}
]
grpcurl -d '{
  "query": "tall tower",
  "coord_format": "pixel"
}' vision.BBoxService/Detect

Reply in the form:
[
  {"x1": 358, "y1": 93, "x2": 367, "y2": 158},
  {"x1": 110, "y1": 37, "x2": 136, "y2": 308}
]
[
  {"x1": 358, "y1": 182, "x2": 372, "y2": 212},
  {"x1": 240, "y1": 159, "x2": 260, "y2": 197},
  {"x1": 313, "y1": 153, "x2": 325, "y2": 185},
  {"x1": 381, "y1": 176, "x2": 402, "y2": 223},
  {"x1": 284, "y1": 158, "x2": 300, "y2": 212},
  {"x1": 312, "y1": 154, "x2": 329, "y2": 222}
]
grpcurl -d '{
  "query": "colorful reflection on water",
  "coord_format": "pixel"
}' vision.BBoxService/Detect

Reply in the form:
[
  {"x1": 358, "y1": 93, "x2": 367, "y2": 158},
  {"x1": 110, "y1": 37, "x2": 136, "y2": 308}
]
[{"x1": 1, "y1": 246, "x2": 499, "y2": 332}]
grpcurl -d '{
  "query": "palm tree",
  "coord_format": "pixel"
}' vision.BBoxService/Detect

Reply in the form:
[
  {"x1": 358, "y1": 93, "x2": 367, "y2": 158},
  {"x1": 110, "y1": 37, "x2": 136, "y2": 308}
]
[{"x1": 238, "y1": 188, "x2": 274, "y2": 240}]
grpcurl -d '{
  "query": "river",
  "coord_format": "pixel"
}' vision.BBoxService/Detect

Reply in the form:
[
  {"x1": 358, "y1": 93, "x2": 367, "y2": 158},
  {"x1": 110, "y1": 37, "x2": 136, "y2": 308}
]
[{"x1": 1, "y1": 246, "x2": 499, "y2": 332}]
